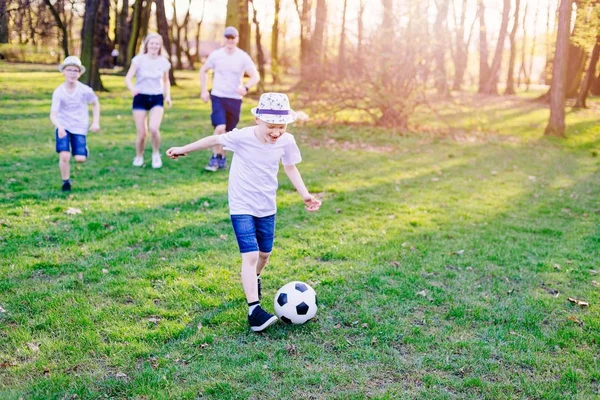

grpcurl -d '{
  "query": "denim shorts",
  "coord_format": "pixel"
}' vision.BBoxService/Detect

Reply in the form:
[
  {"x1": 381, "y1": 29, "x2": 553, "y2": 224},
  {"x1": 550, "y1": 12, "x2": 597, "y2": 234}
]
[
  {"x1": 231, "y1": 214, "x2": 276, "y2": 254},
  {"x1": 211, "y1": 94, "x2": 242, "y2": 131},
  {"x1": 132, "y1": 94, "x2": 164, "y2": 111},
  {"x1": 55, "y1": 129, "x2": 88, "y2": 156}
]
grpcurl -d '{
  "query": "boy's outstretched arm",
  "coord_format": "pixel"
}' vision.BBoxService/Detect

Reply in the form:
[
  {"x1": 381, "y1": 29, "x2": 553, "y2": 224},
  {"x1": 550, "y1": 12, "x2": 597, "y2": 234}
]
[
  {"x1": 90, "y1": 100, "x2": 100, "y2": 132},
  {"x1": 283, "y1": 164, "x2": 322, "y2": 212},
  {"x1": 166, "y1": 135, "x2": 221, "y2": 159}
]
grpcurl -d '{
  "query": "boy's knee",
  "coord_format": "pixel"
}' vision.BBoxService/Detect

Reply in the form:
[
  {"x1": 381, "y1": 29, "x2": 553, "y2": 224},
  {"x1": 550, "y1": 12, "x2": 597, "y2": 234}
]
[
  {"x1": 74, "y1": 156, "x2": 87, "y2": 163},
  {"x1": 242, "y1": 253, "x2": 259, "y2": 267},
  {"x1": 59, "y1": 152, "x2": 71, "y2": 162},
  {"x1": 258, "y1": 252, "x2": 271, "y2": 264},
  {"x1": 214, "y1": 125, "x2": 226, "y2": 135}
]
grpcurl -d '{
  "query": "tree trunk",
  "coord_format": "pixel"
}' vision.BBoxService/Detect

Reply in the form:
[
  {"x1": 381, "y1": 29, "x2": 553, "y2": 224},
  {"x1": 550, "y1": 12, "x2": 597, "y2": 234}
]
[
  {"x1": 434, "y1": 0, "x2": 449, "y2": 96},
  {"x1": 117, "y1": 0, "x2": 129, "y2": 65},
  {"x1": 96, "y1": 0, "x2": 112, "y2": 69},
  {"x1": 357, "y1": 0, "x2": 365, "y2": 72},
  {"x1": 309, "y1": 0, "x2": 327, "y2": 78},
  {"x1": 482, "y1": 0, "x2": 510, "y2": 95},
  {"x1": 544, "y1": 0, "x2": 572, "y2": 138},
  {"x1": 139, "y1": 0, "x2": 153, "y2": 44},
  {"x1": 81, "y1": 0, "x2": 105, "y2": 91},
  {"x1": 0, "y1": 0, "x2": 7, "y2": 44},
  {"x1": 477, "y1": 0, "x2": 489, "y2": 93},
  {"x1": 126, "y1": 0, "x2": 142, "y2": 68},
  {"x1": 526, "y1": 0, "x2": 541, "y2": 90},
  {"x1": 249, "y1": 0, "x2": 265, "y2": 93},
  {"x1": 294, "y1": 0, "x2": 312, "y2": 81},
  {"x1": 574, "y1": 36, "x2": 600, "y2": 108},
  {"x1": 504, "y1": 0, "x2": 520, "y2": 95},
  {"x1": 43, "y1": 0, "x2": 69, "y2": 57},
  {"x1": 227, "y1": 0, "x2": 249, "y2": 53},
  {"x1": 271, "y1": 0, "x2": 281, "y2": 84},
  {"x1": 154, "y1": 0, "x2": 176, "y2": 85},
  {"x1": 590, "y1": 71, "x2": 600, "y2": 95}
]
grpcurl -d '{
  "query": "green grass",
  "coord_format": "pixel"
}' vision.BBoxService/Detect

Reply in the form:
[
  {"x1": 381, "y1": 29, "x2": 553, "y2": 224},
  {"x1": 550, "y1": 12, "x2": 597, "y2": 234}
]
[{"x1": 1, "y1": 61, "x2": 600, "y2": 399}]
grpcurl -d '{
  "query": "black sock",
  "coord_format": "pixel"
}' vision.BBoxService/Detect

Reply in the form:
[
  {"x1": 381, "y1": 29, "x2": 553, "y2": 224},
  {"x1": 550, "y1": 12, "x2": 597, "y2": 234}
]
[{"x1": 248, "y1": 300, "x2": 260, "y2": 315}]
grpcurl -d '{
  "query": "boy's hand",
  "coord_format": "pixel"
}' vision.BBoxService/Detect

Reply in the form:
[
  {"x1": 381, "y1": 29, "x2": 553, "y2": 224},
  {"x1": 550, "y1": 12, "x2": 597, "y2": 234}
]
[
  {"x1": 201, "y1": 90, "x2": 210, "y2": 103},
  {"x1": 166, "y1": 147, "x2": 186, "y2": 159},
  {"x1": 90, "y1": 122, "x2": 100, "y2": 132},
  {"x1": 303, "y1": 195, "x2": 322, "y2": 212},
  {"x1": 165, "y1": 95, "x2": 172, "y2": 108},
  {"x1": 57, "y1": 127, "x2": 67, "y2": 138}
]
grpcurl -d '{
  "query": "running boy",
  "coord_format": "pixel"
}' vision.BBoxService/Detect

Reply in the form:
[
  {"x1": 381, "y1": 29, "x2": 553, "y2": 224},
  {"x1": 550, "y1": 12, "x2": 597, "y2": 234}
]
[
  {"x1": 50, "y1": 56, "x2": 100, "y2": 191},
  {"x1": 166, "y1": 93, "x2": 321, "y2": 332}
]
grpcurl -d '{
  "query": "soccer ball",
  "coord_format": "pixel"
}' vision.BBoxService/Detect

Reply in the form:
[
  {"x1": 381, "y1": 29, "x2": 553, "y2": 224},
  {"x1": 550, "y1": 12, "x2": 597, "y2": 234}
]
[{"x1": 274, "y1": 281, "x2": 318, "y2": 324}]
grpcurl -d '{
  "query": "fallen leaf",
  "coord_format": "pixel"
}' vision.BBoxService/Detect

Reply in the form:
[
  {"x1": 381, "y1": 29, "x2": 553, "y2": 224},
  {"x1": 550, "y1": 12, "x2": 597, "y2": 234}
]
[
  {"x1": 65, "y1": 207, "x2": 82, "y2": 215},
  {"x1": 200, "y1": 343, "x2": 209, "y2": 349},
  {"x1": 197, "y1": 322, "x2": 202, "y2": 331},
  {"x1": 416, "y1": 290, "x2": 428, "y2": 297},
  {"x1": 286, "y1": 344, "x2": 297, "y2": 355},
  {"x1": 361, "y1": 323, "x2": 369, "y2": 328},
  {"x1": 528, "y1": 176, "x2": 537, "y2": 182},
  {"x1": 553, "y1": 264, "x2": 561, "y2": 270},
  {"x1": 452, "y1": 250, "x2": 464, "y2": 256},
  {"x1": 219, "y1": 234, "x2": 227, "y2": 240},
  {"x1": 568, "y1": 297, "x2": 589, "y2": 307},
  {"x1": 0, "y1": 306, "x2": 5, "y2": 313},
  {"x1": 147, "y1": 317, "x2": 161, "y2": 323},
  {"x1": 27, "y1": 343, "x2": 39, "y2": 353},
  {"x1": 567, "y1": 315, "x2": 583, "y2": 326},
  {"x1": 590, "y1": 270, "x2": 599, "y2": 275},
  {"x1": 101, "y1": 269, "x2": 108, "y2": 274},
  {"x1": 203, "y1": 201, "x2": 210, "y2": 207},
  {"x1": 592, "y1": 281, "x2": 599, "y2": 287},
  {"x1": 77, "y1": 272, "x2": 83, "y2": 282},
  {"x1": 371, "y1": 337, "x2": 378, "y2": 345},
  {"x1": 335, "y1": 208, "x2": 342, "y2": 213},
  {"x1": 115, "y1": 372, "x2": 128, "y2": 379}
]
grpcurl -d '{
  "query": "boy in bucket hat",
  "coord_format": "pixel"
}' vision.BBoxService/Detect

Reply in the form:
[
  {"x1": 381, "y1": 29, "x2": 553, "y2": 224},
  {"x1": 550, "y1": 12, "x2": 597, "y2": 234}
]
[
  {"x1": 50, "y1": 56, "x2": 100, "y2": 192},
  {"x1": 166, "y1": 93, "x2": 321, "y2": 332}
]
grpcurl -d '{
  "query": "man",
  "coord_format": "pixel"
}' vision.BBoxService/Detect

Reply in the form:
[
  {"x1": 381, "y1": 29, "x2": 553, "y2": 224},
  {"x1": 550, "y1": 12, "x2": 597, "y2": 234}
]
[{"x1": 199, "y1": 26, "x2": 260, "y2": 171}]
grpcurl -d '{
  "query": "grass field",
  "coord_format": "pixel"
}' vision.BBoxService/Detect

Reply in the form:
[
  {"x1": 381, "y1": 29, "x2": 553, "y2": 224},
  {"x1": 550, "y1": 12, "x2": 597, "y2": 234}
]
[{"x1": 1, "y1": 62, "x2": 599, "y2": 399}]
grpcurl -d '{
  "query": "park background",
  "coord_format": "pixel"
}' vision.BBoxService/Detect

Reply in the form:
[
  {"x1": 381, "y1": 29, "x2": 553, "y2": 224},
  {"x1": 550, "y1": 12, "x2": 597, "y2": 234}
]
[{"x1": 1, "y1": 0, "x2": 600, "y2": 398}]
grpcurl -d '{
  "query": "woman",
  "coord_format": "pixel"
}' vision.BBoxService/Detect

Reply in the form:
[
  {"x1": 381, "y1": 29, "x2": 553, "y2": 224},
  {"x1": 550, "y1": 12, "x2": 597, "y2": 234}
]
[{"x1": 125, "y1": 33, "x2": 171, "y2": 169}]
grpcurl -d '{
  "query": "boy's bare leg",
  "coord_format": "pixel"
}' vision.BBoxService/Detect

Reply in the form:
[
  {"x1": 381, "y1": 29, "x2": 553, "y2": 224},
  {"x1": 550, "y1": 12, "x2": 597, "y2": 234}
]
[
  {"x1": 211, "y1": 124, "x2": 226, "y2": 156},
  {"x1": 241, "y1": 252, "x2": 260, "y2": 303},
  {"x1": 256, "y1": 251, "x2": 271, "y2": 275},
  {"x1": 59, "y1": 151, "x2": 71, "y2": 180},
  {"x1": 133, "y1": 110, "x2": 148, "y2": 157},
  {"x1": 74, "y1": 155, "x2": 87, "y2": 163}
]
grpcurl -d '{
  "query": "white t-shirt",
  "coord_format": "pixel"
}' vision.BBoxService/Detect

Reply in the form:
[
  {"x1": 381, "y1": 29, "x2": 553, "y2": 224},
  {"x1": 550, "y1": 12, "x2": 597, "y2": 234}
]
[
  {"x1": 131, "y1": 54, "x2": 171, "y2": 95},
  {"x1": 217, "y1": 126, "x2": 302, "y2": 217},
  {"x1": 50, "y1": 82, "x2": 98, "y2": 135},
  {"x1": 204, "y1": 48, "x2": 256, "y2": 100}
]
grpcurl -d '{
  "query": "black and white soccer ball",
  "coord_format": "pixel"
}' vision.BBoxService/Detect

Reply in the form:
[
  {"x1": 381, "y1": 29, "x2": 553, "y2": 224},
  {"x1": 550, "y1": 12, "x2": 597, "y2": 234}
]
[{"x1": 274, "y1": 281, "x2": 317, "y2": 324}]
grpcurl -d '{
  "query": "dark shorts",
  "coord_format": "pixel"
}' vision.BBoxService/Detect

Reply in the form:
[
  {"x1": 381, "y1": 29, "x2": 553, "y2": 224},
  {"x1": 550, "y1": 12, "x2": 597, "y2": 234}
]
[
  {"x1": 55, "y1": 129, "x2": 88, "y2": 156},
  {"x1": 132, "y1": 94, "x2": 164, "y2": 111},
  {"x1": 211, "y1": 94, "x2": 242, "y2": 132},
  {"x1": 231, "y1": 214, "x2": 276, "y2": 254}
]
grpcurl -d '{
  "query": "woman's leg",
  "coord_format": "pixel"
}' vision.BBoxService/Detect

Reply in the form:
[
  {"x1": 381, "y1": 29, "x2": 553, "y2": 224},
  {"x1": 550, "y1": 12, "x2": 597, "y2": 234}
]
[
  {"x1": 148, "y1": 106, "x2": 164, "y2": 154},
  {"x1": 132, "y1": 110, "x2": 148, "y2": 157}
]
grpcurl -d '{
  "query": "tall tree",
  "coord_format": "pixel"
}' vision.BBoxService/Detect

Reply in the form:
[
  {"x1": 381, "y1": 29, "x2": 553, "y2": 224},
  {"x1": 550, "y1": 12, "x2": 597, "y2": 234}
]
[
  {"x1": 0, "y1": 0, "x2": 7, "y2": 43},
  {"x1": 481, "y1": 0, "x2": 510, "y2": 94},
  {"x1": 544, "y1": 0, "x2": 573, "y2": 137},
  {"x1": 504, "y1": 0, "x2": 521, "y2": 95},
  {"x1": 434, "y1": 0, "x2": 450, "y2": 96},
  {"x1": 226, "y1": 0, "x2": 249, "y2": 52},
  {"x1": 96, "y1": 0, "x2": 112, "y2": 68},
  {"x1": 294, "y1": 0, "x2": 312, "y2": 82},
  {"x1": 125, "y1": 0, "x2": 143, "y2": 67},
  {"x1": 81, "y1": 0, "x2": 105, "y2": 90},
  {"x1": 477, "y1": 0, "x2": 490, "y2": 93},
  {"x1": 249, "y1": 0, "x2": 265, "y2": 92},
  {"x1": 271, "y1": 0, "x2": 281, "y2": 84},
  {"x1": 451, "y1": 0, "x2": 476, "y2": 90},
  {"x1": 154, "y1": 0, "x2": 176, "y2": 84},
  {"x1": 338, "y1": 0, "x2": 348, "y2": 76},
  {"x1": 574, "y1": 35, "x2": 600, "y2": 108},
  {"x1": 310, "y1": 0, "x2": 327, "y2": 74},
  {"x1": 117, "y1": 0, "x2": 129, "y2": 65},
  {"x1": 43, "y1": 0, "x2": 69, "y2": 57}
]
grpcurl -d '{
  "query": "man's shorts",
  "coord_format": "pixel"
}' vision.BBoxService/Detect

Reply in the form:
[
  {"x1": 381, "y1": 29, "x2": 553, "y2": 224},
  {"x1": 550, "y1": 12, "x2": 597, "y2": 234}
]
[
  {"x1": 55, "y1": 129, "x2": 88, "y2": 156},
  {"x1": 231, "y1": 214, "x2": 276, "y2": 254},
  {"x1": 211, "y1": 94, "x2": 242, "y2": 132},
  {"x1": 132, "y1": 94, "x2": 164, "y2": 111}
]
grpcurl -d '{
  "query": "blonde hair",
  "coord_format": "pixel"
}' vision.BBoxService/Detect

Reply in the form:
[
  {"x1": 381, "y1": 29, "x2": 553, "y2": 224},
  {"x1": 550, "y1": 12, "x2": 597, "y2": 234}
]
[{"x1": 142, "y1": 33, "x2": 164, "y2": 55}]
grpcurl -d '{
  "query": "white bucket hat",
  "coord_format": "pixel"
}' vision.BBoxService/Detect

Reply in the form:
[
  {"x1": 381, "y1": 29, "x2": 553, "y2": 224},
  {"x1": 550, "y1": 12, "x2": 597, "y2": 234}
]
[
  {"x1": 58, "y1": 56, "x2": 86, "y2": 74},
  {"x1": 251, "y1": 93, "x2": 297, "y2": 124}
]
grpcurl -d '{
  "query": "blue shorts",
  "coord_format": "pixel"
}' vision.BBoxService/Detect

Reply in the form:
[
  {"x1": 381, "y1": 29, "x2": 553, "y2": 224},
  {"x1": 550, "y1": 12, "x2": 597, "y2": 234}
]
[
  {"x1": 55, "y1": 129, "x2": 88, "y2": 156},
  {"x1": 132, "y1": 94, "x2": 164, "y2": 111},
  {"x1": 231, "y1": 214, "x2": 276, "y2": 254},
  {"x1": 211, "y1": 94, "x2": 242, "y2": 131}
]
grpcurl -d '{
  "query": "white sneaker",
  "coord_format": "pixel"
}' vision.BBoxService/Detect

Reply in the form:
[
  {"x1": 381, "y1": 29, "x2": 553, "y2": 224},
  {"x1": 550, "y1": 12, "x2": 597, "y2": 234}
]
[
  {"x1": 133, "y1": 156, "x2": 144, "y2": 167},
  {"x1": 151, "y1": 153, "x2": 162, "y2": 169}
]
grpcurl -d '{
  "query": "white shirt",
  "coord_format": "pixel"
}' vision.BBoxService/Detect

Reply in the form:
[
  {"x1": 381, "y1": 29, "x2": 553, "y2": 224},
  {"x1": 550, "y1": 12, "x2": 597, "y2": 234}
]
[
  {"x1": 131, "y1": 54, "x2": 171, "y2": 95},
  {"x1": 204, "y1": 48, "x2": 256, "y2": 100},
  {"x1": 217, "y1": 126, "x2": 302, "y2": 217},
  {"x1": 50, "y1": 82, "x2": 98, "y2": 135}
]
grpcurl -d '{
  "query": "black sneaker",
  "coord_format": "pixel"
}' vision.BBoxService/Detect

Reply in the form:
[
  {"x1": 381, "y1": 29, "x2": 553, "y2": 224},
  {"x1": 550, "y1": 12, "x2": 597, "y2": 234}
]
[
  {"x1": 62, "y1": 182, "x2": 71, "y2": 192},
  {"x1": 248, "y1": 305, "x2": 277, "y2": 332},
  {"x1": 204, "y1": 155, "x2": 219, "y2": 172},
  {"x1": 218, "y1": 155, "x2": 227, "y2": 170},
  {"x1": 257, "y1": 276, "x2": 262, "y2": 301}
]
